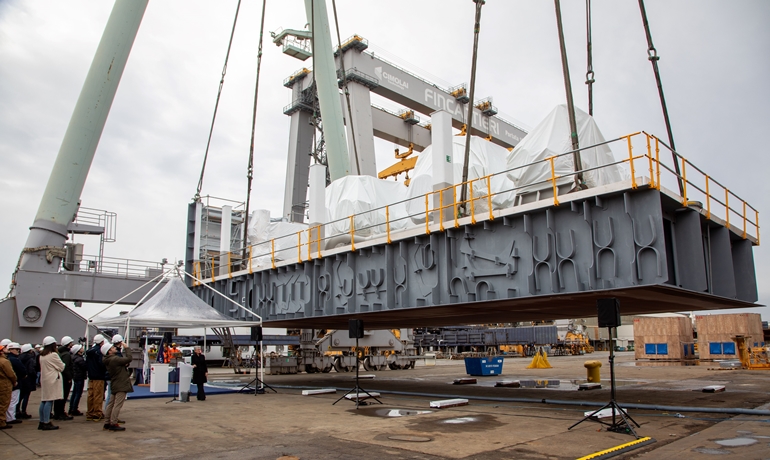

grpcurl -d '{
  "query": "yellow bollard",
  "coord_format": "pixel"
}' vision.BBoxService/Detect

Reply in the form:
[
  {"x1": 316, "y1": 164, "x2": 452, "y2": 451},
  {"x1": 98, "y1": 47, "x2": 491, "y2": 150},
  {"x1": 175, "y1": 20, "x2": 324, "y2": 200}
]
[{"x1": 584, "y1": 360, "x2": 602, "y2": 383}]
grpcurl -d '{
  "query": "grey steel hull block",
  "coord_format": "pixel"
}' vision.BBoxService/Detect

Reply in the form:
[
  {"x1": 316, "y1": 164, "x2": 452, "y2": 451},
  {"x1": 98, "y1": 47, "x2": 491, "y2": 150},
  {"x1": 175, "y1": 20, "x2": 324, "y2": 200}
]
[{"x1": 191, "y1": 187, "x2": 757, "y2": 328}]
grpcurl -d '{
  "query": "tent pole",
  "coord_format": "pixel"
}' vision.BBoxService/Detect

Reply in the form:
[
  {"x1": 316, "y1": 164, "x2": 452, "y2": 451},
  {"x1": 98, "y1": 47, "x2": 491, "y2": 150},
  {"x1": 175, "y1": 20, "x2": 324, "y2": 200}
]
[{"x1": 182, "y1": 269, "x2": 262, "y2": 321}]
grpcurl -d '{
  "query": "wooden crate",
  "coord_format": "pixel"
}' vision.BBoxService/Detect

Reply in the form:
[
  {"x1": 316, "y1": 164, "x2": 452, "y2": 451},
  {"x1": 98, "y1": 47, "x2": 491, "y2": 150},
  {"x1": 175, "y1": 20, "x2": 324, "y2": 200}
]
[
  {"x1": 634, "y1": 316, "x2": 694, "y2": 360},
  {"x1": 696, "y1": 313, "x2": 764, "y2": 360}
]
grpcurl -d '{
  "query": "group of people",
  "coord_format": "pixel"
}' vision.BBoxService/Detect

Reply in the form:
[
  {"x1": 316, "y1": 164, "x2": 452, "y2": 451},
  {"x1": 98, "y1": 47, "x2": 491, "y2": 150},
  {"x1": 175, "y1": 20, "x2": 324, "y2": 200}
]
[{"x1": 0, "y1": 333, "x2": 133, "y2": 432}]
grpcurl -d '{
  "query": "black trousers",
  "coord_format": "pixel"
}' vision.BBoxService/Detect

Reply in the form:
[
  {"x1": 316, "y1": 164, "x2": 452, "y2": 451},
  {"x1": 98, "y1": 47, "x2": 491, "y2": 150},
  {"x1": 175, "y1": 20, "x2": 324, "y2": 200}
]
[
  {"x1": 53, "y1": 378, "x2": 72, "y2": 416},
  {"x1": 195, "y1": 382, "x2": 206, "y2": 400}
]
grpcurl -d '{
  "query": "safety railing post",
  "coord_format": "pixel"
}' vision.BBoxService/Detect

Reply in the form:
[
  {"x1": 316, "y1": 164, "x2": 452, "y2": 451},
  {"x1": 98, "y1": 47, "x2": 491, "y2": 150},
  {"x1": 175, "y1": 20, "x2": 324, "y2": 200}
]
[
  {"x1": 211, "y1": 256, "x2": 216, "y2": 282},
  {"x1": 627, "y1": 135, "x2": 637, "y2": 189},
  {"x1": 486, "y1": 175, "x2": 494, "y2": 221},
  {"x1": 548, "y1": 156, "x2": 560, "y2": 206},
  {"x1": 453, "y1": 185, "x2": 459, "y2": 228},
  {"x1": 469, "y1": 178, "x2": 476, "y2": 225},
  {"x1": 424, "y1": 194, "x2": 431, "y2": 235},
  {"x1": 385, "y1": 205, "x2": 392, "y2": 244},
  {"x1": 350, "y1": 215, "x2": 356, "y2": 251},
  {"x1": 743, "y1": 201, "x2": 747, "y2": 239},
  {"x1": 271, "y1": 240, "x2": 276, "y2": 270},
  {"x1": 307, "y1": 228, "x2": 313, "y2": 261},
  {"x1": 439, "y1": 189, "x2": 445, "y2": 232},
  {"x1": 297, "y1": 232, "x2": 303, "y2": 263},
  {"x1": 227, "y1": 252, "x2": 232, "y2": 278},
  {"x1": 655, "y1": 137, "x2": 661, "y2": 190},
  {"x1": 725, "y1": 190, "x2": 730, "y2": 228},
  {"x1": 755, "y1": 209, "x2": 760, "y2": 245},
  {"x1": 646, "y1": 134, "x2": 655, "y2": 188},
  {"x1": 705, "y1": 176, "x2": 711, "y2": 219},
  {"x1": 317, "y1": 225, "x2": 322, "y2": 258},
  {"x1": 248, "y1": 246, "x2": 253, "y2": 274},
  {"x1": 681, "y1": 159, "x2": 688, "y2": 206}
]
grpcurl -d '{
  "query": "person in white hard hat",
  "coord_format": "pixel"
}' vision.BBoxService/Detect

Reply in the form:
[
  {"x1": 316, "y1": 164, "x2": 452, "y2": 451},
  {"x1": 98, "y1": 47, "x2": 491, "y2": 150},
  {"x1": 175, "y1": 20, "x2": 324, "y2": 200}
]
[
  {"x1": 17, "y1": 344, "x2": 36, "y2": 420},
  {"x1": 53, "y1": 336, "x2": 74, "y2": 421},
  {"x1": 102, "y1": 339, "x2": 132, "y2": 431},
  {"x1": 38, "y1": 337, "x2": 63, "y2": 431},
  {"x1": 0, "y1": 339, "x2": 11, "y2": 347},
  {"x1": 0, "y1": 344, "x2": 16, "y2": 430},
  {"x1": 86, "y1": 334, "x2": 107, "y2": 421},
  {"x1": 67, "y1": 344, "x2": 86, "y2": 416},
  {"x1": 5, "y1": 343, "x2": 24, "y2": 425}
]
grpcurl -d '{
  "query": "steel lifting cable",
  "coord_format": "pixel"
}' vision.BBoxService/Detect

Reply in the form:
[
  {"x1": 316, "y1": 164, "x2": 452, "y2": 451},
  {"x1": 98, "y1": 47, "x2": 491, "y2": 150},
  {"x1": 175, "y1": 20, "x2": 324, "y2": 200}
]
[
  {"x1": 331, "y1": 0, "x2": 361, "y2": 175},
  {"x1": 242, "y1": 0, "x2": 268, "y2": 266},
  {"x1": 195, "y1": 0, "x2": 243, "y2": 200},
  {"x1": 638, "y1": 0, "x2": 684, "y2": 195},
  {"x1": 460, "y1": 0, "x2": 485, "y2": 215},
  {"x1": 585, "y1": 0, "x2": 595, "y2": 116}
]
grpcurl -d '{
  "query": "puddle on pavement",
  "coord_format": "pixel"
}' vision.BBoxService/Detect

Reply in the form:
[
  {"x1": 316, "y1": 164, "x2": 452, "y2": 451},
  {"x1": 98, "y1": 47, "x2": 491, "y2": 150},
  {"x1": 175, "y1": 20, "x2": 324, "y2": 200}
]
[
  {"x1": 373, "y1": 408, "x2": 433, "y2": 418},
  {"x1": 715, "y1": 437, "x2": 758, "y2": 447},
  {"x1": 693, "y1": 447, "x2": 730, "y2": 455}
]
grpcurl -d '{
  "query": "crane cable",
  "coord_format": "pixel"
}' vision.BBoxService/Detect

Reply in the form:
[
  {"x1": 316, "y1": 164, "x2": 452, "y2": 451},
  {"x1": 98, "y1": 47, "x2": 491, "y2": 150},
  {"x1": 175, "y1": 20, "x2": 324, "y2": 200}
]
[
  {"x1": 585, "y1": 0, "x2": 595, "y2": 116},
  {"x1": 331, "y1": 0, "x2": 361, "y2": 175},
  {"x1": 242, "y1": 0, "x2": 268, "y2": 266},
  {"x1": 638, "y1": 0, "x2": 683, "y2": 195},
  {"x1": 460, "y1": 0, "x2": 485, "y2": 215},
  {"x1": 554, "y1": 0, "x2": 584, "y2": 190},
  {"x1": 194, "y1": 0, "x2": 242, "y2": 201}
]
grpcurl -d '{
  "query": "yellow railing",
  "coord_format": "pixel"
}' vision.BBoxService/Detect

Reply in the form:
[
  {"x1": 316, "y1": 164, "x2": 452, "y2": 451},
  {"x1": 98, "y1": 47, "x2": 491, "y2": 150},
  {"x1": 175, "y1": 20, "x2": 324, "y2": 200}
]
[{"x1": 193, "y1": 130, "x2": 758, "y2": 281}]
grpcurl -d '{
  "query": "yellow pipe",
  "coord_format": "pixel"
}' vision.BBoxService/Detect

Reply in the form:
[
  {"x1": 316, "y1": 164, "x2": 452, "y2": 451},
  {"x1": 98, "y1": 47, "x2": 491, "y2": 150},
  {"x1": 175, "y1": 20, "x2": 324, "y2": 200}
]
[
  {"x1": 705, "y1": 176, "x2": 711, "y2": 219},
  {"x1": 486, "y1": 175, "x2": 494, "y2": 221},
  {"x1": 548, "y1": 156, "x2": 560, "y2": 206},
  {"x1": 385, "y1": 206, "x2": 392, "y2": 244},
  {"x1": 349, "y1": 215, "x2": 356, "y2": 251},
  {"x1": 425, "y1": 194, "x2": 431, "y2": 235},
  {"x1": 646, "y1": 134, "x2": 654, "y2": 188},
  {"x1": 627, "y1": 135, "x2": 637, "y2": 189},
  {"x1": 271, "y1": 240, "x2": 276, "y2": 270},
  {"x1": 681, "y1": 159, "x2": 688, "y2": 206},
  {"x1": 469, "y1": 178, "x2": 476, "y2": 225}
]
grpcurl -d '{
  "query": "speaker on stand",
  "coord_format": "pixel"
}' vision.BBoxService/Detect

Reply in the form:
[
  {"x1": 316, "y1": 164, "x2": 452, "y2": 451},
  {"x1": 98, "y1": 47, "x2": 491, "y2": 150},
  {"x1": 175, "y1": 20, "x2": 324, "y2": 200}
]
[
  {"x1": 334, "y1": 319, "x2": 382, "y2": 408},
  {"x1": 238, "y1": 325, "x2": 276, "y2": 395}
]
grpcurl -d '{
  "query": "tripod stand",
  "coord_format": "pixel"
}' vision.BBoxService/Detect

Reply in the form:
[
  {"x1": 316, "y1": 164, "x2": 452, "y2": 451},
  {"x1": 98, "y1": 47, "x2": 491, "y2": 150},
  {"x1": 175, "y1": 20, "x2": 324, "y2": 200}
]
[
  {"x1": 238, "y1": 340, "x2": 277, "y2": 395},
  {"x1": 333, "y1": 337, "x2": 382, "y2": 409},
  {"x1": 165, "y1": 358, "x2": 183, "y2": 404},
  {"x1": 569, "y1": 326, "x2": 640, "y2": 437}
]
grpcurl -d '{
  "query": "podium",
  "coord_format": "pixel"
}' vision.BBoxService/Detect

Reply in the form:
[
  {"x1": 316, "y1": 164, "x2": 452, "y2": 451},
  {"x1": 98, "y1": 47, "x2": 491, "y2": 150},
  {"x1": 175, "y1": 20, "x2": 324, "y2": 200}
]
[
  {"x1": 150, "y1": 364, "x2": 169, "y2": 393},
  {"x1": 178, "y1": 363, "x2": 193, "y2": 401}
]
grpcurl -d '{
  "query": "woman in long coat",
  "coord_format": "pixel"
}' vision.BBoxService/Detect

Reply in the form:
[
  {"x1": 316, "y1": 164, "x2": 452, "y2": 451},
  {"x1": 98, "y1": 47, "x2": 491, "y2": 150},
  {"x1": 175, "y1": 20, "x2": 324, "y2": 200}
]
[
  {"x1": 190, "y1": 346, "x2": 208, "y2": 401},
  {"x1": 38, "y1": 338, "x2": 65, "y2": 431}
]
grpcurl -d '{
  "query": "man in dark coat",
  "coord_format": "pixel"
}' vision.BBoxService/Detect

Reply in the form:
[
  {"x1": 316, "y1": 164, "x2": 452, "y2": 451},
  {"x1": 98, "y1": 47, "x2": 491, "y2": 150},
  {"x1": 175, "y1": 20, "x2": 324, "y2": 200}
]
[
  {"x1": 85, "y1": 334, "x2": 107, "y2": 421},
  {"x1": 102, "y1": 340, "x2": 133, "y2": 431},
  {"x1": 17, "y1": 344, "x2": 36, "y2": 419},
  {"x1": 68, "y1": 344, "x2": 87, "y2": 416},
  {"x1": 53, "y1": 336, "x2": 74, "y2": 421},
  {"x1": 6, "y1": 343, "x2": 25, "y2": 425},
  {"x1": 191, "y1": 346, "x2": 208, "y2": 401}
]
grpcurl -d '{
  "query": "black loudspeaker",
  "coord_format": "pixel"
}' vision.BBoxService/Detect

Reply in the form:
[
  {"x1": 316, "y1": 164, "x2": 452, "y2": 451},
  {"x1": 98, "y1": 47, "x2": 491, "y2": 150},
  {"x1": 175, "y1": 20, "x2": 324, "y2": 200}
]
[
  {"x1": 597, "y1": 298, "x2": 621, "y2": 328},
  {"x1": 348, "y1": 319, "x2": 364, "y2": 339},
  {"x1": 251, "y1": 326, "x2": 263, "y2": 341}
]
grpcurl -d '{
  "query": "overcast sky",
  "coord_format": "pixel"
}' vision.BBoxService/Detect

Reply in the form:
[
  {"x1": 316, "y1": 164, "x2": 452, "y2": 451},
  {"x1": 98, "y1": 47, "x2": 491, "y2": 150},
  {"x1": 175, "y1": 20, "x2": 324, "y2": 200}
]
[{"x1": 1, "y1": 0, "x2": 768, "y2": 321}]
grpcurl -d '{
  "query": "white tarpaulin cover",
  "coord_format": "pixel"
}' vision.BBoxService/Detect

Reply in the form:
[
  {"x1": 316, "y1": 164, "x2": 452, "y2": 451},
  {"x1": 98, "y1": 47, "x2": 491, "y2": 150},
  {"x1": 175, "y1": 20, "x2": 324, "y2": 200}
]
[
  {"x1": 405, "y1": 136, "x2": 516, "y2": 222},
  {"x1": 90, "y1": 278, "x2": 261, "y2": 328},
  {"x1": 506, "y1": 104, "x2": 627, "y2": 194},
  {"x1": 247, "y1": 209, "x2": 309, "y2": 267},
  {"x1": 325, "y1": 175, "x2": 409, "y2": 238}
]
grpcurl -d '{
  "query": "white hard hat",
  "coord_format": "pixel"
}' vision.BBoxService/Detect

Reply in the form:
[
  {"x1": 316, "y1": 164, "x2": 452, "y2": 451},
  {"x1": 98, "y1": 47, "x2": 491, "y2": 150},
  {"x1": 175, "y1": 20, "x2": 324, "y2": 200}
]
[
  {"x1": 111, "y1": 334, "x2": 123, "y2": 344},
  {"x1": 101, "y1": 342, "x2": 114, "y2": 356},
  {"x1": 93, "y1": 334, "x2": 105, "y2": 344},
  {"x1": 43, "y1": 336, "x2": 56, "y2": 346},
  {"x1": 21, "y1": 344, "x2": 33, "y2": 353},
  {"x1": 61, "y1": 336, "x2": 74, "y2": 346},
  {"x1": 8, "y1": 342, "x2": 20, "y2": 350},
  {"x1": 71, "y1": 344, "x2": 82, "y2": 354},
  {"x1": 0, "y1": 339, "x2": 10, "y2": 346}
]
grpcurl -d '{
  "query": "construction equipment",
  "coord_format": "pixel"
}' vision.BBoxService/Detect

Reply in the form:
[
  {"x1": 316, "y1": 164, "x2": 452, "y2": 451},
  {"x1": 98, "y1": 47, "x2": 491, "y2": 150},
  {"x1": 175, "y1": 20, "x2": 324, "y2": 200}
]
[{"x1": 733, "y1": 335, "x2": 770, "y2": 370}]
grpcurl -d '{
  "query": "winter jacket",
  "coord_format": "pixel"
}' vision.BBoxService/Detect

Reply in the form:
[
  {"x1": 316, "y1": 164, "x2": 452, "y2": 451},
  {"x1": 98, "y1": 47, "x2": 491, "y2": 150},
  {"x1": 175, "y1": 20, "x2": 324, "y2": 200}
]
[
  {"x1": 39, "y1": 352, "x2": 65, "y2": 401},
  {"x1": 58, "y1": 345, "x2": 73, "y2": 381},
  {"x1": 104, "y1": 347, "x2": 133, "y2": 394},
  {"x1": 0, "y1": 355, "x2": 16, "y2": 394},
  {"x1": 72, "y1": 353, "x2": 87, "y2": 382},
  {"x1": 86, "y1": 344, "x2": 107, "y2": 380},
  {"x1": 8, "y1": 354, "x2": 26, "y2": 389},
  {"x1": 191, "y1": 352, "x2": 208, "y2": 384},
  {"x1": 19, "y1": 351, "x2": 36, "y2": 392}
]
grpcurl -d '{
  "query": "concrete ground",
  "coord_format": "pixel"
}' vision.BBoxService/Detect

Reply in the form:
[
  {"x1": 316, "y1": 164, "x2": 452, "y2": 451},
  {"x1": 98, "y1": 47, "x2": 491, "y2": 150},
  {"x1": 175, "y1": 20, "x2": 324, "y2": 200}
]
[{"x1": 2, "y1": 352, "x2": 769, "y2": 459}]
